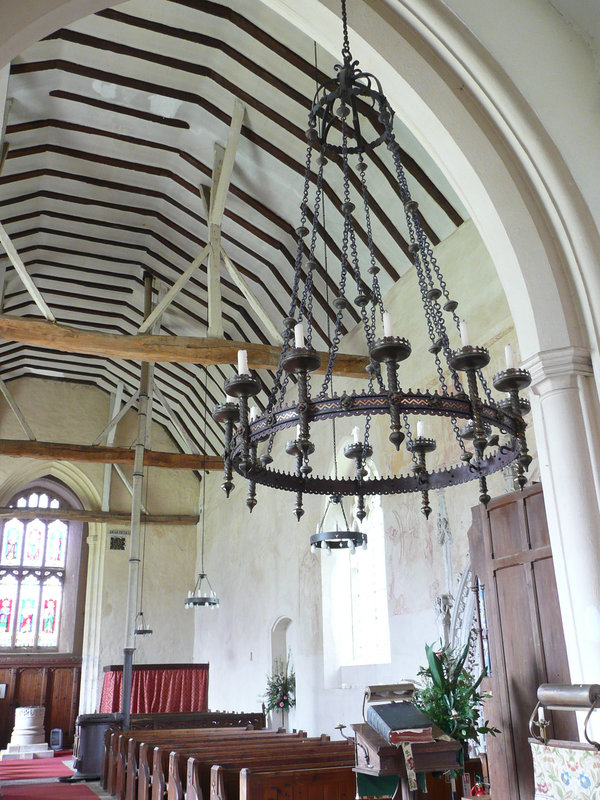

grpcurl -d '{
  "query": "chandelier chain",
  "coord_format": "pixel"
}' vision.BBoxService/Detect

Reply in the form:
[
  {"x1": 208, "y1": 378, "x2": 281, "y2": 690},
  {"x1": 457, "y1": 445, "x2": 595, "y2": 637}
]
[
  {"x1": 215, "y1": 0, "x2": 532, "y2": 519},
  {"x1": 340, "y1": 0, "x2": 352, "y2": 61}
]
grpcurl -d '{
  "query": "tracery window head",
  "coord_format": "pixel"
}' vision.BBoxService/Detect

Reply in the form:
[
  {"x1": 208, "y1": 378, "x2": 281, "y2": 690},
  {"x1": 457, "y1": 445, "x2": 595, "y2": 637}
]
[{"x1": 0, "y1": 489, "x2": 68, "y2": 650}]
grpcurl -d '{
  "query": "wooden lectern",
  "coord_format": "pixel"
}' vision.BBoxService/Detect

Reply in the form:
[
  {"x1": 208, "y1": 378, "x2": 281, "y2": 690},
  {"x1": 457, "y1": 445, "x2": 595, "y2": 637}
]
[{"x1": 352, "y1": 723, "x2": 462, "y2": 800}]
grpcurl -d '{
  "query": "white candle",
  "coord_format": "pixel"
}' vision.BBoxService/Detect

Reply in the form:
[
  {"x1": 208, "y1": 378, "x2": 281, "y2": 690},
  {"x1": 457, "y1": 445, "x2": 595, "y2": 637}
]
[
  {"x1": 249, "y1": 406, "x2": 258, "y2": 422},
  {"x1": 459, "y1": 319, "x2": 470, "y2": 347},
  {"x1": 296, "y1": 424, "x2": 301, "y2": 439},
  {"x1": 383, "y1": 311, "x2": 392, "y2": 337},
  {"x1": 352, "y1": 426, "x2": 360, "y2": 443},
  {"x1": 226, "y1": 394, "x2": 235, "y2": 404},
  {"x1": 294, "y1": 321, "x2": 305, "y2": 348},
  {"x1": 417, "y1": 420, "x2": 425, "y2": 438},
  {"x1": 505, "y1": 344, "x2": 515, "y2": 369},
  {"x1": 237, "y1": 349, "x2": 249, "y2": 374},
  {"x1": 538, "y1": 706, "x2": 545, "y2": 723}
]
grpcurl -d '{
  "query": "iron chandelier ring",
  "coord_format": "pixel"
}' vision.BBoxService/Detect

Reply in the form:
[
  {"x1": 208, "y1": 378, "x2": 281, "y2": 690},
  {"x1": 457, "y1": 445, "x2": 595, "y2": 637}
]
[{"x1": 229, "y1": 390, "x2": 523, "y2": 496}]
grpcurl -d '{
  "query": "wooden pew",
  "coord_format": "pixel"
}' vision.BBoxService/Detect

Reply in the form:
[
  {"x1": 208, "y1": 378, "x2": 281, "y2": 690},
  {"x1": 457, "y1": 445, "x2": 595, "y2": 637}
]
[
  {"x1": 131, "y1": 730, "x2": 307, "y2": 800},
  {"x1": 113, "y1": 726, "x2": 271, "y2": 798},
  {"x1": 182, "y1": 739, "x2": 353, "y2": 800},
  {"x1": 238, "y1": 765, "x2": 355, "y2": 800},
  {"x1": 156, "y1": 736, "x2": 332, "y2": 800},
  {"x1": 102, "y1": 710, "x2": 265, "y2": 790}
]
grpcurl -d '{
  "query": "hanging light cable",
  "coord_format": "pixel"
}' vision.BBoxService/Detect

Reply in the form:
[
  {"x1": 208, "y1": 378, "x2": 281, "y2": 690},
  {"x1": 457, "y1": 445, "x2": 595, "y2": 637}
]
[
  {"x1": 134, "y1": 468, "x2": 152, "y2": 635},
  {"x1": 186, "y1": 366, "x2": 220, "y2": 609}
]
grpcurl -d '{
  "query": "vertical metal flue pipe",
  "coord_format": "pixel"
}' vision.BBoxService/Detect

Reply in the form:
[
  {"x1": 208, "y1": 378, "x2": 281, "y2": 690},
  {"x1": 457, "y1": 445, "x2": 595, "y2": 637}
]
[{"x1": 122, "y1": 272, "x2": 154, "y2": 727}]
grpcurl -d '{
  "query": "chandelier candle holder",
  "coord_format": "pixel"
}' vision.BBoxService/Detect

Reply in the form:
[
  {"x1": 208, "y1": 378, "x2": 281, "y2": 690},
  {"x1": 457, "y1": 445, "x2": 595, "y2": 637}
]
[
  {"x1": 134, "y1": 611, "x2": 152, "y2": 636},
  {"x1": 185, "y1": 572, "x2": 219, "y2": 609},
  {"x1": 212, "y1": 397, "x2": 240, "y2": 498},
  {"x1": 310, "y1": 493, "x2": 367, "y2": 555},
  {"x1": 213, "y1": 0, "x2": 531, "y2": 523},
  {"x1": 186, "y1": 367, "x2": 221, "y2": 607}
]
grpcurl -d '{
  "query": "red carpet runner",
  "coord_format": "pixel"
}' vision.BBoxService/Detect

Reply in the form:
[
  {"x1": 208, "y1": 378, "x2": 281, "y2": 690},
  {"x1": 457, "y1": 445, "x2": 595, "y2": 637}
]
[
  {"x1": 1, "y1": 784, "x2": 98, "y2": 799},
  {"x1": 0, "y1": 751, "x2": 74, "y2": 781}
]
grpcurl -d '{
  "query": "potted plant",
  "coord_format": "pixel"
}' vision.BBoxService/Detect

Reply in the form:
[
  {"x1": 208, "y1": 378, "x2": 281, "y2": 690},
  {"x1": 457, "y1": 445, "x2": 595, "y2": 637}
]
[
  {"x1": 413, "y1": 637, "x2": 499, "y2": 749},
  {"x1": 263, "y1": 655, "x2": 296, "y2": 727}
]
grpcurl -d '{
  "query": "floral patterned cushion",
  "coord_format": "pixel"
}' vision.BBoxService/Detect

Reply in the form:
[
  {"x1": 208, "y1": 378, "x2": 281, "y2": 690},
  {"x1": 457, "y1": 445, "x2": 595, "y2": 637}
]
[{"x1": 531, "y1": 742, "x2": 600, "y2": 799}]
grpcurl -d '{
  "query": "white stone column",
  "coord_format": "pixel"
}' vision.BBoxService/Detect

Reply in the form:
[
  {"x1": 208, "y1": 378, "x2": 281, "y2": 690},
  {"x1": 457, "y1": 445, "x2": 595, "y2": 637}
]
[{"x1": 524, "y1": 346, "x2": 600, "y2": 690}]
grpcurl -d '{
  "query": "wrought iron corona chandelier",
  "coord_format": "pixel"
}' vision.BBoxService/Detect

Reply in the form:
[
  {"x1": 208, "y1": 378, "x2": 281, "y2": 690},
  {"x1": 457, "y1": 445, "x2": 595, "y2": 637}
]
[{"x1": 213, "y1": 0, "x2": 531, "y2": 523}]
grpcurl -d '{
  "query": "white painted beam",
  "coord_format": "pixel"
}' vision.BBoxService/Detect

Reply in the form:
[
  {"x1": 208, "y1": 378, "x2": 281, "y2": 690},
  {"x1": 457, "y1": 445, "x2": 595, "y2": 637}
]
[
  {"x1": 0, "y1": 263, "x2": 7, "y2": 313},
  {"x1": 92, "y1": 390, "x2": 139, "y2": 446},
  {"x1": 154, "y1": 384, "x2": 199, "y2": 455},
  {"x1": 209, "y1": 100, "x2": 245, "y2": 226},
  {"x1": 0, "y1": 66, "x2": 11, "y2": 176},
  {"x1": 0, "y1": 222, "x2": 55, "y2": 322},
  {"x1": 221, "y1": 248, "x2": 283, "y2": 344},
  {"x1": 0, "y1": 378, "x2": 35, "y2": 440},
  {"x1": 207, "y1": 145, "x2": 225, "y2": 338},
  {"x1": 102, "y1": 382, "x2": 124, "y2": 512},
  {"x1": 137, "y1": 244, "x2": 210, "y2": 334},
  {"x1": 113, "y1": 464, "x2": 149, "y2": 515}
]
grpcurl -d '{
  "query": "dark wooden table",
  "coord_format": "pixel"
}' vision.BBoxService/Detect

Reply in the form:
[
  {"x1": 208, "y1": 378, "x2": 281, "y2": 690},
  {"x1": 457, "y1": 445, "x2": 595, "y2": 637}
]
[{"x1": 352, "y1": 723, "x2": 462, "y2": 799}]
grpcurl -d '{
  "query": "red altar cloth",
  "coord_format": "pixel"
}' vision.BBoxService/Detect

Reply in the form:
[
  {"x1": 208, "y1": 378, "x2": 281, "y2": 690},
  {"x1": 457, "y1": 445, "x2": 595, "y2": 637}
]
[{"x1": 99, "y1": 663, "x2": 208, "y2": 713}]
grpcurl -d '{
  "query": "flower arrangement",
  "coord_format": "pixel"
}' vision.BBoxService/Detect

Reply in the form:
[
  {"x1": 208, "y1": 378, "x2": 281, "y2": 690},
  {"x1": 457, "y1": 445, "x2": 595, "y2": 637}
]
[
  {"x1": 413, "y1": 637, "x2": 499, "y2": 744},
  {"x1": 263, "y1": 655, "x2": 296, "y2": 713}
]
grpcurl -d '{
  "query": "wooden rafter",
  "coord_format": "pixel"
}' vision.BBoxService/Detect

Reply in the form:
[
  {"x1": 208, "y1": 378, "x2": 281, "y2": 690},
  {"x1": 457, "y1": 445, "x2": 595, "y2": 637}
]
[
  {"x1": 0, "y1": 438, "x2": 224, "y2": 470},
  {"x1": 0, "y1": 223, "x2": 55, "y2": 322},
  {"x1": 0, "y1": 316, "x2": 370, "y2": 378}
]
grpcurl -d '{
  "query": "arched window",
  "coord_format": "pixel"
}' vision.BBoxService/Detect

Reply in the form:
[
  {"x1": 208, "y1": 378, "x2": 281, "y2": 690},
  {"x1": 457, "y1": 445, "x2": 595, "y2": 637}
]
[
  {"x1": 0, "y1": 480, "x2": 86, "y2": 652},
  {"x1": 321, "y1": 456, "x2": 391, "y2": 679}
]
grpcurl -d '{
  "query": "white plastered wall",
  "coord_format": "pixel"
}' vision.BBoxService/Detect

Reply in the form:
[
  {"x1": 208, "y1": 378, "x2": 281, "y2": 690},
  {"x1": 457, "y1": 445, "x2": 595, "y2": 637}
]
[{"x1": 0, "y1": 376, "x2": 198, "y2": 713}]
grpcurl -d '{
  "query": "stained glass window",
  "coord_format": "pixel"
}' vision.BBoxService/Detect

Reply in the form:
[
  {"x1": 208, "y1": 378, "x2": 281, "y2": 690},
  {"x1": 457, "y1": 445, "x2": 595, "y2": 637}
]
[
  {"x1": 23, "y1": 521, "x2": 44, "y2": 567},
  {"x1": 0, "y1": 489, "x2": 68, "y2": 649},
  {"x1": 1, "y1": 520, "x2": 23, "y2": 565},
  {"x1": 46, "y1": 521, "x2": 67, "y2": 568},
  {"x1": 0, "y1": 575, "x2": 18, "y2": 647},
  {"x1": 38, "y1": 577, "x2": 62, "y2": 648}
]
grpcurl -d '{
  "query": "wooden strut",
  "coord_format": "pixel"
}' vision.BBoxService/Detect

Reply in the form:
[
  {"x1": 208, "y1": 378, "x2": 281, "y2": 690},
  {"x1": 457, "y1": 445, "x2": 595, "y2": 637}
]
[
  {"x1": 0, "y1": 315, "x2": 370, "y2": 379},
  {"x1": 0, "y1": 507, "x2": 198, "y2": 525},
  {"x1": 0, "y1": 438, "x2": 224, "y2": 470}
]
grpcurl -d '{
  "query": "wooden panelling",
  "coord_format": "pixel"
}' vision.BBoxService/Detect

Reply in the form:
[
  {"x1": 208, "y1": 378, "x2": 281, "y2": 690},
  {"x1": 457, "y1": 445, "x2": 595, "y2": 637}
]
[
  {"x1": 0, "y1": 656, "x2": 81, "y2": 748},
  {"x1": 488, "y1": 499, "x2": 523, "y2": 559},
  {"x1": 468, "y1": 484, "x2": 576, "y2": 800},
  {"x1": 526, "y1": 489, "x2": 550, "y2": 549}
]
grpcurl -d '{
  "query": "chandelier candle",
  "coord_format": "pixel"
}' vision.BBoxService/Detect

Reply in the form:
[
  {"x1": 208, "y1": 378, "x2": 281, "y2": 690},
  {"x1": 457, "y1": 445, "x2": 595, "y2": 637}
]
[
  {"x1": 237, "y1": 349, "x2": 249, "y2": 375},
  {"x1": 294, "y1": 322, "x2": 305, "y2": 348},
  {"x1": 383, "y1": 311, "x2": 393, "y2": 337},
  {"x1": 214, "y1": 0, "x2": 532, "y2": 526},
  {"x1": 505, "y1": 344, "x2": 515, "y2": 369}
]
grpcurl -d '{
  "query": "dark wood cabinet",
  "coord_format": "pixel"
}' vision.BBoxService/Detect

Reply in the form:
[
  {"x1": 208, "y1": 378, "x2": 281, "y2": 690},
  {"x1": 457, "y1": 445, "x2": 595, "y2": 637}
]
[
  {"x1": 0, "y1": 655, "x2": 81, "y2": 748},
  {"x1": 468, "y1": 484, "x2": 576, "y2": 800}
]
